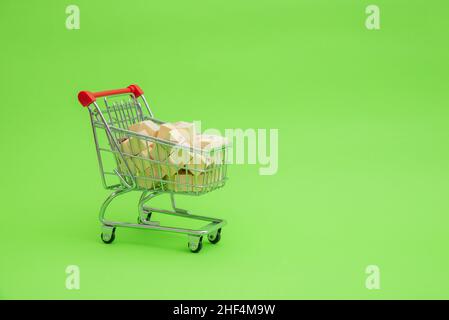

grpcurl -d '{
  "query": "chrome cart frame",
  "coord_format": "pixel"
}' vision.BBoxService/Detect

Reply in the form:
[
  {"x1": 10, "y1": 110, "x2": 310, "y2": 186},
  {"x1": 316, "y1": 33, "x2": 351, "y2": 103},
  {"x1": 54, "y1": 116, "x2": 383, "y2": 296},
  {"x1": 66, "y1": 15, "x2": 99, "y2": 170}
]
[{"x1": 78, "y1": 84, "x2": 228, "y2": 252}]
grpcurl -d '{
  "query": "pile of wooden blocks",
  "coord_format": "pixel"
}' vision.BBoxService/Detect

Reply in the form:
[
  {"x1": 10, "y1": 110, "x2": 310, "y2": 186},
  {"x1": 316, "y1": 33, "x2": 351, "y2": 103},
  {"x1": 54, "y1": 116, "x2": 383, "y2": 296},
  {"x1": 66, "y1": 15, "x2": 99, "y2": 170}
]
[{"x1": 117, "y1": 119, "x2": 228, "y2": 192}]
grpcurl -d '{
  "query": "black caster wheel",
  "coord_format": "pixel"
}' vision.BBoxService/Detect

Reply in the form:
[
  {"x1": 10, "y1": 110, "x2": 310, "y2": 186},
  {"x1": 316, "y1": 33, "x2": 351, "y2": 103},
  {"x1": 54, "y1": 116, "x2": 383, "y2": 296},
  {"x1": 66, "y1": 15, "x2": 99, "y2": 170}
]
[
  {"x1": 101, "y1": 227, "x2": 116, "y2": 244},
  {"x1": 188, "y1": 236, "x2": 203, "y2": 253},
  {"x1": 208, "y1": 228, "x2": 222, "y2": 244}
]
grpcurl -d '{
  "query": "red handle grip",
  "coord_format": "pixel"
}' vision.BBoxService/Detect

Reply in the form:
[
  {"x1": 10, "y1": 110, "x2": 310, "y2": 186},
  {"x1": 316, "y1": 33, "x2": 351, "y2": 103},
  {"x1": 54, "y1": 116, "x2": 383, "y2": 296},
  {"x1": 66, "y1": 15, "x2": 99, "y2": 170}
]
[{"x1": 78, "y1": 84, "x2": 144, "y2": 107}]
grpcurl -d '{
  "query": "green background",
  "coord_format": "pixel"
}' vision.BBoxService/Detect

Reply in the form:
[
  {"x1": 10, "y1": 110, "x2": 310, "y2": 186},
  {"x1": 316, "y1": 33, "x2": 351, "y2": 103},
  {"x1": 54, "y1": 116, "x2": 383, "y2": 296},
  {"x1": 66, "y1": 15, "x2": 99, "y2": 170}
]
[{"x1": 1, "y1": 0, "x2": 449, "y2": 299}]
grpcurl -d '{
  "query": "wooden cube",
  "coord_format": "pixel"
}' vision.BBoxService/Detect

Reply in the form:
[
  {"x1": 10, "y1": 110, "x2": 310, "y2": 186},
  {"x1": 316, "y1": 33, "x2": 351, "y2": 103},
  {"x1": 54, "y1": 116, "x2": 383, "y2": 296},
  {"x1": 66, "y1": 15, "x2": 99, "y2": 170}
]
[
  {"x1": 158, "y1": 163, "x2": 178, "y2": 177},
  {"x1": 186, "y1": 152, "x2": 211, "y2": 176},
  {"x1": 169, "y1": 129, "x2": 189, "y2": 145},
  {"x1": 156, "y1": 123, "x2": 177, "y2": 141},
  {"x1": 168, "y1": 145, "x2": 192, "y2": 168},
  {"x1": 154, "y1": 123, "x2": 190, "y2": 162},
  {"x1": 128, "y1": 119, "x2": 160, "y2": 137},
  {"x1": 194, "y1": 134, "x2": 228, "y2": 150},
  {"x1": 157, "y1": 122, "x2": 191, "y2": 145},
  {"x1": 193, "y1": 134, "x2": 227, "y2": 165},
  {"x1": 133, "y1": 146, "x2": 154, "y2": 173},
  {"x1": 129, "y1": 130, "x2": 152, "y2": 154},
  {"x1": 136, "y1": 165, "x2": 164, "y2": 189},
  {"x1": 119, "y1": 138, "x2": 136, "y2": 156},
  {"x1": 173, "y1": 121, "x2": 196, "y2": 143},
  {"x1": 141, "y1": 119, "x2": 160, "y2": 137},
  {"x1": 166, "y1": 171, "x2": 206, "y2": 192},
  {"x1": 149, "y1": 142, "x2": 171, "y2": 162},
  {"x1": 117, "y1": 156, "x2": 137, "y2": 176}
]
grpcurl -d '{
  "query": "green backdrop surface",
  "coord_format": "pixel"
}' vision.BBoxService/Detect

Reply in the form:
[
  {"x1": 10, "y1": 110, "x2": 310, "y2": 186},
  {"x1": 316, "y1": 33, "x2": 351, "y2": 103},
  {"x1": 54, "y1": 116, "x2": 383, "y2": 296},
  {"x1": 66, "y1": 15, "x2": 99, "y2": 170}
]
[{"x1": 1, "y1": 0, "x2": 449, "y2": 299}]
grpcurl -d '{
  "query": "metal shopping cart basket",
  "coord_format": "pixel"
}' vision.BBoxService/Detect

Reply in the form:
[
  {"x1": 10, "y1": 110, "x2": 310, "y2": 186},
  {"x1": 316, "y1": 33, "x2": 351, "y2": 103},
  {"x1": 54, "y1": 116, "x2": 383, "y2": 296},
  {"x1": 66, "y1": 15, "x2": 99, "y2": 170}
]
[{"x1": 77, "y1": 84, "x2": 229, "y2": 253}]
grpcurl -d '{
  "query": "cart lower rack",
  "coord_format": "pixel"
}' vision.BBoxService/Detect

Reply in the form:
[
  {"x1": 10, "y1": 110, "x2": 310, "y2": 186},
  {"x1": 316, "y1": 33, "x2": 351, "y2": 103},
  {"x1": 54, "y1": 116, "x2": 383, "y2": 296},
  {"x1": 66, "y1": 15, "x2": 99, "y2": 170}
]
[{"x1": 78, "y1": 84, "x2": 229, "y2": 253}]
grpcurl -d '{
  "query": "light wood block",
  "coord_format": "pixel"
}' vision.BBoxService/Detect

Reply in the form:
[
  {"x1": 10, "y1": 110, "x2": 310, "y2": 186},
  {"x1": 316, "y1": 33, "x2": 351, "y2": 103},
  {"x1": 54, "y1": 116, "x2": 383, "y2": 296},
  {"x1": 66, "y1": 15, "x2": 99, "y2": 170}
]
[
  {"x1": 168, "y1": 146, "x2": 192, "y2": 168},
  {"x1": 136, "y1": 165, "x2": 164, "y2": 189},
  {"x1": 156, "y1": 123, "x2": 177, "y2": 141},
  {"x1": 186, "y1": 152, "x2": 211, "y2": 176},
  {"x1": 119, "y1": 138, "x2": 136, "y2": 156},
  {"x1": 129, "y1": 130, "x2": 152, "y2": 154},
  {"x1": 133, "y1": 146, "x2": 154, "y2": 173},
  {"x1": 194, "y1": 134, "x2": 229, "y2": 150},
  {"x1": 128, "y1": 119, "x2": 160, "y2": 137},
  {"x1": 117, "y1": 156, "x2": 137, "y2": 175},
  {"x1": 166, "y1": 171, "x2": 205, "y2": 192},
  {"x1": 173, "y1": 121, "x2": 196, "y2": 143},
  {"x1": 149, "y1": 143, "x2": 171, "y2": 162}
]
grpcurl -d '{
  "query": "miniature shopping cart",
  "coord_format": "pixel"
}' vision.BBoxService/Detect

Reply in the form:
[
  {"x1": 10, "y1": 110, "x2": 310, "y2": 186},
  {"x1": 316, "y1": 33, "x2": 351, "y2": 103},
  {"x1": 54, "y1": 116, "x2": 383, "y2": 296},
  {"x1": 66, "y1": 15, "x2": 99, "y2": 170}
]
[{"x1": 78, "y1": 84, "x2": 229, "y2": 253}]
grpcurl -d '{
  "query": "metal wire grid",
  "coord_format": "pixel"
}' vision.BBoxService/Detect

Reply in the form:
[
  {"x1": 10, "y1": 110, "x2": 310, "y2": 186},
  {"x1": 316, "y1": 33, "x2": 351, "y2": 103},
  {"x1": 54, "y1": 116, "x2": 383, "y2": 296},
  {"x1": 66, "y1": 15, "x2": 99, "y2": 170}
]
[{"x1": 90, "y1": 97, "x2": 229, "y2": 195}]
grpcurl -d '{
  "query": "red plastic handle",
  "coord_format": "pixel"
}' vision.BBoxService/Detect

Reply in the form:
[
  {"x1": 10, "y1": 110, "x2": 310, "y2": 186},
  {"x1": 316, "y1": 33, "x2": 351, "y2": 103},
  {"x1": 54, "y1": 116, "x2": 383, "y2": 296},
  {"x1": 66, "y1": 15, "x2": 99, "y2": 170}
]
[{"x1": 78, "y1": 84, "x2": 144, "y2": 107}]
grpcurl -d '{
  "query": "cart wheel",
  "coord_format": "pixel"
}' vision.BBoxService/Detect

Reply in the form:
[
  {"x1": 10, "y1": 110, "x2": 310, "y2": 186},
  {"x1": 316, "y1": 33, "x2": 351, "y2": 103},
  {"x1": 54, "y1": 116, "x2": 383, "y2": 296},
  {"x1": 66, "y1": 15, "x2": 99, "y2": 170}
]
[
  {"x1": 138, "y1": 212, "x2": 152, "y2": 224},
  {"x1": 101, "y1": 227, "x2": 116, "y2": 244},
  {"x1": 208, "y1": 228, "x2": 222, "y2": 244},
  {"x1": 188, "y1": 236, "x2": 203, "y2": 253}
]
